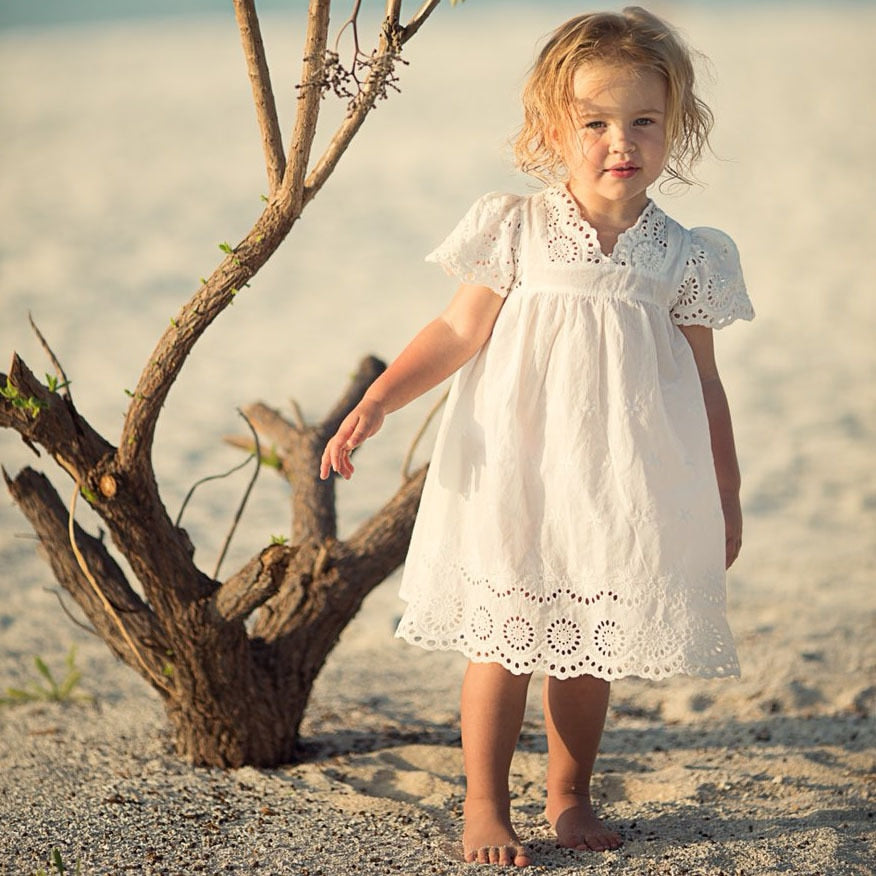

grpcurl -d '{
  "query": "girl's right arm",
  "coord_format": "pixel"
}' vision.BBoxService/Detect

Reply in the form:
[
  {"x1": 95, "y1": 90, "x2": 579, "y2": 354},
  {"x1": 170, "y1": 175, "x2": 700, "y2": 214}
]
[{"x1": 319, "y1": 282, "x2": 505, "y2": 480}]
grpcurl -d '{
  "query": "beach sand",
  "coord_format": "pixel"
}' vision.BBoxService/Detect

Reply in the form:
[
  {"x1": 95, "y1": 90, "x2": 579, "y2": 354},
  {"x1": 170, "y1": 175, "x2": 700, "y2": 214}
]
[{"x1": 1, "y1": 3, "x2": 874, "y2": 873}]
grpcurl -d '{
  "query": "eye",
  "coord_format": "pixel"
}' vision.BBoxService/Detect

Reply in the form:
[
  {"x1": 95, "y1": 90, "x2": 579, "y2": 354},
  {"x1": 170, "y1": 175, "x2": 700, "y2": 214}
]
[
  {"x1": 633, "y1": 117, "x2": 655, "y2": 127},
  {"x1": 582, "y1": 120, "x2": 606, "y2": 130}
]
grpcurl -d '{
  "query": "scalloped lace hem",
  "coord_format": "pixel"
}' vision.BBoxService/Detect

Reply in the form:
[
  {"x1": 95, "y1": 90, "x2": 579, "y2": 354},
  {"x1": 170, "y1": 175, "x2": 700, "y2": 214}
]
[{"x1": 394, "y1": 625, "x2": 741, "y2": 681}]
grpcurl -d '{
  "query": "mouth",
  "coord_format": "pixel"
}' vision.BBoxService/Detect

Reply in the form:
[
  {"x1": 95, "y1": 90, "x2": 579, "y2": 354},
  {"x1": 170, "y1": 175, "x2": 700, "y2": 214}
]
[{"x1": 605, "y1": 163, "x2": 639, "y2": 178}]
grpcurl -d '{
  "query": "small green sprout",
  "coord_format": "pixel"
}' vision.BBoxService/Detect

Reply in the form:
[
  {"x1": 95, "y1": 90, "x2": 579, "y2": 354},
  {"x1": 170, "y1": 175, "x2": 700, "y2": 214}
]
[
  {"x1": 79, "y1": 485, "x2": 98, "y2": 504},
  {"x1": 33, "y1": 847, "x2": 81, "y2": 876},
  {"x1": 219, "y1": 241, "x2": 234, "y2": 254},
  {"x1": 1, "y1": 647, "x2": 91, "y2": 706},
  {"x1": 270, "y1": 534, "x2": 289, "y2": 545},
  {"x1": 44, "y1": 374, "x2": 70, "y2": 394},
  {"x1": 0, "y1": 378, "x2": 48, "y2": 418},
  {"x1": 262, "y1": 446, "x2": 282, "y2": 470}
]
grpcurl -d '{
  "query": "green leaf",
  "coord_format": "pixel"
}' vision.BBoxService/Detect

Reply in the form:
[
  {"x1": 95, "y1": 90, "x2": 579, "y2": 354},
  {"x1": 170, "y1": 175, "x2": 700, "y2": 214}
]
[
  {"x1": 50, "y1": 848, "x2": 66, "y2": 875},
  {"x1": 34, "y1": 656, "x2": 55, "y2": 688},
  {"x1": 57, "y1": 670, "x2": 82, "y2": 700},
  {"x1": 45, "y1": 374, "x2": 70, "y2": 393},
  {"x1": 219, "y1": 241, "x2": 234, "y2": 254}
]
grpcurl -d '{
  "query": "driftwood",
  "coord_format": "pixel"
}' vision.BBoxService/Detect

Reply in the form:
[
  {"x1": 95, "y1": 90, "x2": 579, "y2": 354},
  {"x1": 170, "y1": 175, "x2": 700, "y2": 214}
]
[{"x1": 0, "y1": 0, "x2": 442, "y2": 767}]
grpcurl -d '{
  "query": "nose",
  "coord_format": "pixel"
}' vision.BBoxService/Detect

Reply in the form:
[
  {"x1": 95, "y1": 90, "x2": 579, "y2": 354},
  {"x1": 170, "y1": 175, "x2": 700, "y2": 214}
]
[{"x1": 609, "y1": 124, "x2": 636, "y2": 153}]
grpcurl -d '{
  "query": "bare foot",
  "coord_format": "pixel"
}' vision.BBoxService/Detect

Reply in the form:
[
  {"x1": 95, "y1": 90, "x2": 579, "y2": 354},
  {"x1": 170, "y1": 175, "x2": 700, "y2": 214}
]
[
  {"x1": 463, "y1": 797, "x2": 531, "y2": 867},
  {"x1": 546, "y1": 793, "x2": 622, "y2": 852}
]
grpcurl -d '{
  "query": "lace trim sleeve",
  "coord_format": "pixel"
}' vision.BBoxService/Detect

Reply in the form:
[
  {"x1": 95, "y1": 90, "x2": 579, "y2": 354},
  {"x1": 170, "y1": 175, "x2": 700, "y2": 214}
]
[
  {"x1": 425, "y1": 192, "x2": 523, "y2": 297},
  {"x1": 671, "y1": 227, "x2": 755, "y2": 329}
]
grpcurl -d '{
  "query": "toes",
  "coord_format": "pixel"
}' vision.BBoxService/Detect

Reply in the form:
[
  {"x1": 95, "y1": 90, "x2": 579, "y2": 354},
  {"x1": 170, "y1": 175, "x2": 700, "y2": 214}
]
[
  {"x1": 465, "y1": 843, "x2": 531, "y2": 867},
  {"x1": 573, "y1": 830, "x2": 623, "y2": 853}
]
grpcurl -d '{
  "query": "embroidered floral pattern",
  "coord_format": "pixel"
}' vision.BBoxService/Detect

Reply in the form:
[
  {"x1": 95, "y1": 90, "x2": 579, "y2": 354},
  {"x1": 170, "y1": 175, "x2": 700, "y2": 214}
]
[
  {"x1": 426, "y1": 192, "x2": 523, "y2": 297},
  {"x1": 671, "y1": 228, "x2": 754, "y2": 327},
  {"x1": 544, "y1": 188, "x2": 669, "y2": 272},
  {"x1": 395, "y1": 555, "x2": 740, "y2": 680},
  {"x1": 546, "y1": 617, "x2": 582, "y2": 657},
  {"x1": 503, "y1": 615, "x2": 536, "y2": 652}
]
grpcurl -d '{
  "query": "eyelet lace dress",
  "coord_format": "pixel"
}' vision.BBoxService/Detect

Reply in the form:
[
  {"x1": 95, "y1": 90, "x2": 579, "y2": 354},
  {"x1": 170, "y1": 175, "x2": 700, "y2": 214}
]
[{"x1": 395, "y1": 186, "x2": 754, "y2": 680}]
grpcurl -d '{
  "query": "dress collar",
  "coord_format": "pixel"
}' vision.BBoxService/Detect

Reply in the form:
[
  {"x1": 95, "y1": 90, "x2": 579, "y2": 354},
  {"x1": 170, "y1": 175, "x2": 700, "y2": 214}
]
[{"x1": 543, "y1": 185, "x2": 668, "y2": 269}]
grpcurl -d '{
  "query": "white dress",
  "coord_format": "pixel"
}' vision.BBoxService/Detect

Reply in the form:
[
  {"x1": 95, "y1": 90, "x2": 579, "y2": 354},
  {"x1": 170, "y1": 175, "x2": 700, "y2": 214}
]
[{"x1": 395, "y1": 186, "x2": 754, "y2": 680}]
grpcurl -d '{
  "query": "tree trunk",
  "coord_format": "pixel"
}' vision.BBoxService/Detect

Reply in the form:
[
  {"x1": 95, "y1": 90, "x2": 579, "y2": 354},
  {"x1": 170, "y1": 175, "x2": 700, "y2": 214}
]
[{"x1": 4, "y1": 354, "x2": 427, "y2": 767}]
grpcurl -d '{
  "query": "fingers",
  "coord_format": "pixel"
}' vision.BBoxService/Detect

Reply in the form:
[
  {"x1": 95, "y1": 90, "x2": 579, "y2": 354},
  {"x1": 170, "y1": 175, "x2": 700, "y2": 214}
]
[
  {"x1": 319, "y1": 442, "x2": 354, "y2": 480},
  {"x1": 319, "y1": 429, "x2": 357, "y2": 480},
  {"x1": 318, "y1": 401, "x2": 385, "y2": 481}
]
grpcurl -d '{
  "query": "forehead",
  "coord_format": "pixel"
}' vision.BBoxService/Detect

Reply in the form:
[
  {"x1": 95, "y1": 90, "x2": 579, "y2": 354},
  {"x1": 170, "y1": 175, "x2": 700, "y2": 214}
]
[{"x1": 570, "y1": 63, "x2": 667, "y2": 112}]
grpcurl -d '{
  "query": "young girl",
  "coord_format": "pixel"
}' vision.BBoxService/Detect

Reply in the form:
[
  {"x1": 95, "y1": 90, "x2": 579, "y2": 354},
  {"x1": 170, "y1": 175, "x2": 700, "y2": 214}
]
[{"x1": 321, "y1": 6, "x2": 753, "y2": 867}]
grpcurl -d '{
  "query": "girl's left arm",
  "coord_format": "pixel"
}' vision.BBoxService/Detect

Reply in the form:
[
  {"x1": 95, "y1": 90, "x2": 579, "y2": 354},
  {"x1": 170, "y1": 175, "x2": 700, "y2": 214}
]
[{"x1": 679, "y1": 324, "x2": 743, "y2": 569}]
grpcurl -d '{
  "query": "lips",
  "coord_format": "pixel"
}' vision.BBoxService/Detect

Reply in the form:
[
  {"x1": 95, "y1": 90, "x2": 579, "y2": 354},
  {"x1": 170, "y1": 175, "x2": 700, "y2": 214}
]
[{"x1": 606, "y1": 163, "x2": 639, "y2": 178}]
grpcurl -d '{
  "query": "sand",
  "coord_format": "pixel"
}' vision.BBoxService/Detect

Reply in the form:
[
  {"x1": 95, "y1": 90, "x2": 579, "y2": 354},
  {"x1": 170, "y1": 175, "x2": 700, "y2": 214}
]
[{"x1": 1, "y1": 3, "x2": 874, "y2": 874}]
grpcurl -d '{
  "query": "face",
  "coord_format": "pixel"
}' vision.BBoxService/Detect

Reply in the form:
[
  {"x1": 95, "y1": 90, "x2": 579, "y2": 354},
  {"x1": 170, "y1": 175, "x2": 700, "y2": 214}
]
[{"x1": 552, "y1": 63, "x2": 669, "y2": 221}]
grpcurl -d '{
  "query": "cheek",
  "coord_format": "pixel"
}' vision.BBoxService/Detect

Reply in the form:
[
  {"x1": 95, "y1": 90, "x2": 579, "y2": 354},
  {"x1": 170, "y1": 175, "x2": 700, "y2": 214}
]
[{"x1": 567, "y1": 130, "x2": 601, "y2": 161}]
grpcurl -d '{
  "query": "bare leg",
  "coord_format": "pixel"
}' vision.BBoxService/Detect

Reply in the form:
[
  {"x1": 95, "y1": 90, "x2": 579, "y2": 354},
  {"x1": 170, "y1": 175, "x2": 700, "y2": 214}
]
[
  {"x1": 460, "y1": 661, "x2": 532, "y2": 867},
  {"x1": 543, "y1": 674, "x2": 622, "y2": 852}
]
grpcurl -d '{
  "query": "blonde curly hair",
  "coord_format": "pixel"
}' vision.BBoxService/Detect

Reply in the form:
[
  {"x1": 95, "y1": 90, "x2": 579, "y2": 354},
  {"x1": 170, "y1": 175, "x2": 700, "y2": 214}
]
[{"x1": 514, "y1": 7, "x2": 713, "y2": 186}]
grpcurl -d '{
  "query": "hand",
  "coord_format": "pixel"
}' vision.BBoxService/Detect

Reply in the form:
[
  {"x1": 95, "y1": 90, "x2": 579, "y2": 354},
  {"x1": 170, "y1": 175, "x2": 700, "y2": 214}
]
[
  {"x1": 720, "y1": 490, "x2": 743, "y2": 569},
  {"x1": 319, "y1": 397, "x2": 386, "y2": 480}
]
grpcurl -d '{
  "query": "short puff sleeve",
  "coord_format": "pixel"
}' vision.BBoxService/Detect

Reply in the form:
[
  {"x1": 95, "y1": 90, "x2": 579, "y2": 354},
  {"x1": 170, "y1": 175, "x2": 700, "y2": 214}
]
[
  {"x1": 425, "y1": 192, "x2": 523, "y2": 298},
  {"x1": 671, "y1": 227, "x2": 754, "y2": 328}
]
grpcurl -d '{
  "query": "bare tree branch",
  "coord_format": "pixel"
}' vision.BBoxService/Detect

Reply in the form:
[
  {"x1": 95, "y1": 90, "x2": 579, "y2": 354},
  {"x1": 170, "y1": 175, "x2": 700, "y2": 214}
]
[
  {"x1": 233, "y1": 0, "x2": 286, "y2": 195},
  {"x1": 212, "y1": 410, "x2": 263, "y2": 579},
  {"x1": 116, "y1": 0, "x2": 434, "y2": 470},
  {"x1": 344, "y1": 464, "x2": 426, "y2": 574},
  {"x1": 213, "y1": 543, "x2": 297, "y2": 624},
  {"x1": 241, "y1": 401, "x2": 335, "y2": 543},
  {"x1": 282, "y1": 0, "x2": 332, "y2": 208},
  {"x1": 1, "y1": 355, "x2": 113, "y2": 478},
  {"x1": 66, "y1": 479, "x2": 174, "y2": 695},
  {"x1": 403, "y1": 0, "x2": 442, "y2": 42},
  {"x1": 117, "y1": 2, "x2": 331, "y2": 469},
  {"x1": 301, "y1": 0, "x2": 441, "y2": 209},
  {"x1": 4, "y1": 467, "x2": 171, "y2": 688},
  {"x1": 385, "y1": 0, "x2": 403, "y2": 25},
  {"x1": 28, "y1": 312, "x2": 72, "y2": 403},
  {"x1": 176, "y1": 453, "x2": 255, "y2": 528}
]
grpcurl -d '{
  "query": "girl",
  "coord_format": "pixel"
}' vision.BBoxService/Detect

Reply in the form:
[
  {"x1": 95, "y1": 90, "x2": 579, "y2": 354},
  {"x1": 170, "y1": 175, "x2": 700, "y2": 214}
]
[{"x1": 321, "y1": 6, "x2": 753, "y2": 868}]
